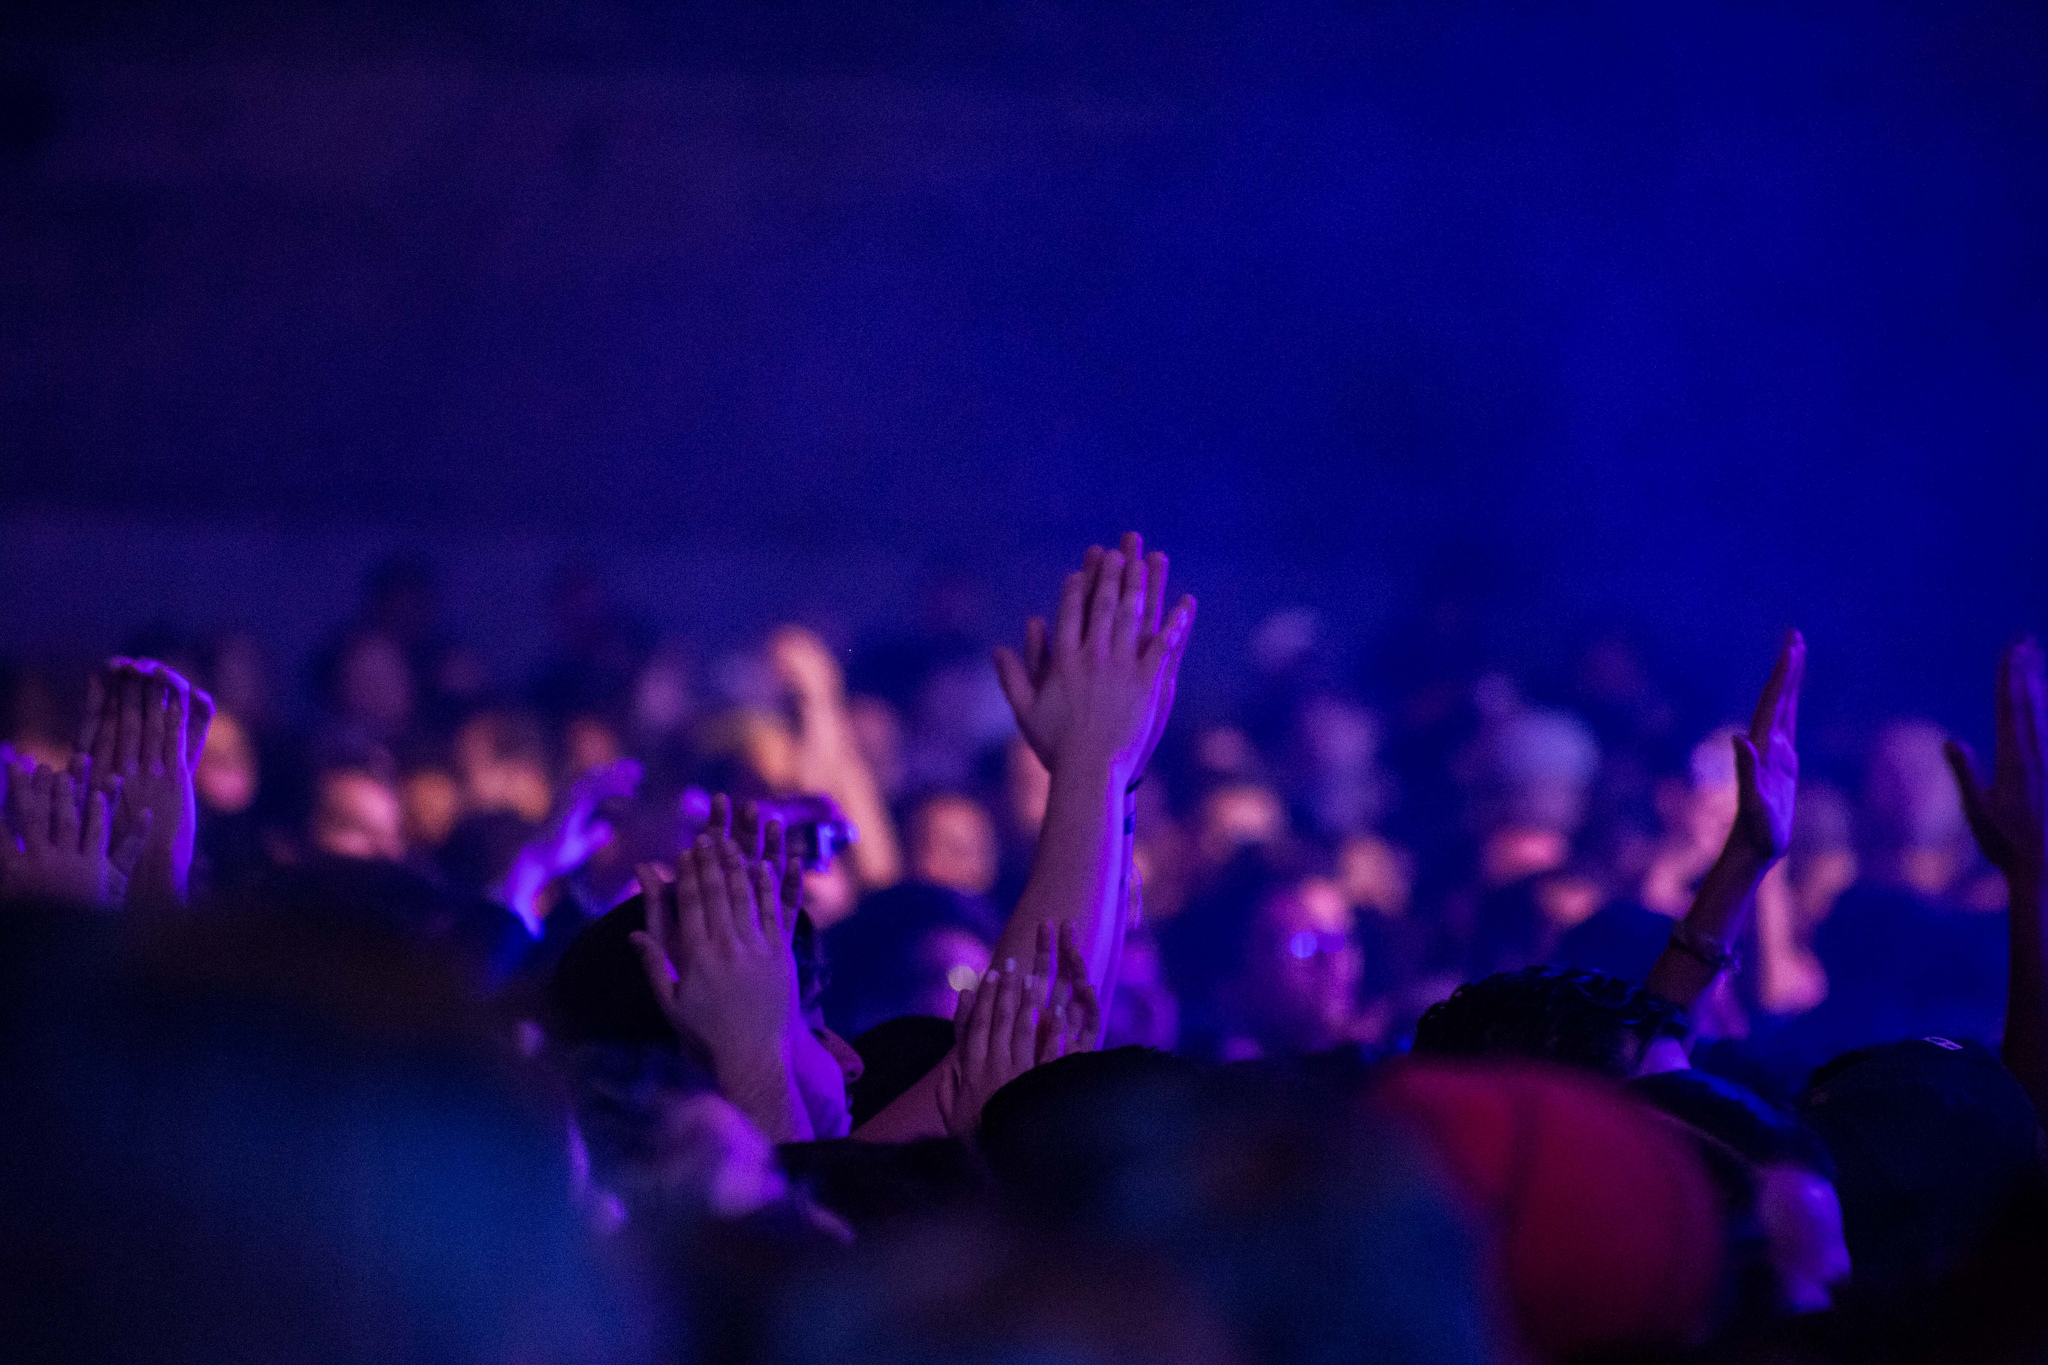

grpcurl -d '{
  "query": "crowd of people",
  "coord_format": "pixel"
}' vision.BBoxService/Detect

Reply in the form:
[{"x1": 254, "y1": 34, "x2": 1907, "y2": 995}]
[{"x1": 1, "y1": 531, "x2": 2043, "y2": 1363}]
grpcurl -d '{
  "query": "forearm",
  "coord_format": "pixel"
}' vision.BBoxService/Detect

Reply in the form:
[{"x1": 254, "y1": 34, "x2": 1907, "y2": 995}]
[
  {"x1": 1753, "y1": 863, "x2": 1826, "y2": 1015},
  {"x1": 796, "y1": 699, "x2": 903, "y2": 888},
  {"x1": 2004, "y1": 868, "x2": 2048, "y2": 1123},
  {"x1": 852, "y1": 1063, "x2": 946, "y2": 1141},
  {"x1": 713, "y1": 1042, "x2": 815, "y2": 1145},
  {"x1": 1000, "y1": 757, "x2": 1124, "y2": 987},
  {"x1": 1646, "y1": 841, "x2": 1770, "y2": 1011},
  {"x1": 1095, "y1": 827, "x2": 1136, "y2": 1029}
]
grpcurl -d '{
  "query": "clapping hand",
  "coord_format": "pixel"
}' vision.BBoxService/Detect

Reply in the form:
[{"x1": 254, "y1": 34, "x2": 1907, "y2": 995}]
[
  {"x1": 631, "y1": 814, "x2": 812, "y2": 1141},
  {"x1": 1038, "y1": 922, "x2": 1104, "y2": 1061},
  {"x1": 1729, "y1": 630, "x2": 1805, "y2": 864},
  {"x1": 937, "y1": 922, "x2": 1101, "y2": 1138},
  {"x1": 993, "y1": 533, "x2": 1195, "y2": 783},
  {"x1": 937, "y1": 954, "x2": 1042, "y2": 1139},
  {"x1": 77, "y1": 659, "x2": 214, "y2": 904},
  {"x1": 1, "y1": 762, "x2": 147, "y2": 909},
  {"x1": 1946, "y1": 638, "x2": 2047, "y2": 878}
]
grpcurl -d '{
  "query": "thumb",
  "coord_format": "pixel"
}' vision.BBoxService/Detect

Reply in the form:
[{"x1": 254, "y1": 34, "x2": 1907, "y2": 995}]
[
  {"x1": 1731, "y1": 732, "x2": 1759, "y2": 795},
  {"x1": 992, "y1": 646, "x2": 1034, "y2": 719},
  {"x1": 1945, "y1": 738, "x2": 2008, "y2": 864},
  {"x1": 628, "y1": 930, "x2": 678, "y2": 988}
]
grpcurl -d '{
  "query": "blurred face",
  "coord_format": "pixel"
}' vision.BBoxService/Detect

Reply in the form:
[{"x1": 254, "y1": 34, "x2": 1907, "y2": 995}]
[
  {"x1": 311, "y1": 771, "x2": 406, "y2": 861},
  {"x1": 562, "y1": 717, "x2": 624, "y2": 781},
  {"x1": 195, "y1": 712, "x2": 258, "y2": 815},
  {"x1": 631, "y1": 651, "x2": 694, "y2": 741},
  {"x1": 1758, "y1": 1163, "x2": 1850, "y2": 1313},
  {"x1": 910, "y1": 794, "x2": 998, "y2": 896},
  {"x1": 801, "y1": 861, "x2": 859, "y2": 930},
  {"x1": 337, "y1": 633, "x2": 414, "y2": 731},
  {"x1": 454, "y1": 717, "x2": 554, "y2": 822},
  {"x1": 399, "y1": 767, "x2": 463, "y2": 850},
  {"x1": 1195, "y1": 784, "x2": 1286, "y2": 868},
  {"x1": 1195, "y1": 725, "x2": 1260, "y2": 780},
  {"x1": 1244, "y1": 877, "x2": 1361, "y2": 1054},
  {"x1": 1337, "y1": 833, "x2": 1411, "y2": 918}
]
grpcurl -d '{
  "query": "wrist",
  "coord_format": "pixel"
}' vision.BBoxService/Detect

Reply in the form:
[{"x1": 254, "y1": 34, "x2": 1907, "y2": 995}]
[
  {"x1": 1712, "y1": 838, "x2": 1775, "y2": 887},
  {"x1": 1047, "y1": 743, "x2": 1136, "y2": 791},
  {"x1": 708, "y1": 1029, "x2": 794, "y2": 1086}
]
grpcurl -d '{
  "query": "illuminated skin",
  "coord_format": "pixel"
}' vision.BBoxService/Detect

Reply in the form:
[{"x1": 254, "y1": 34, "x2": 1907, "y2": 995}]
[
  {"x1": 1238, "y1": 876, "x2": 1364, "y2": 1056},
  {"x1": 311, "y1": 770, "x2": 406, "y2": 861},
  {"x1": 1758, "y1": 1163, "x2": 1851, "y2": 1312},
  {"x1": 909, "y1": 793, "x2": 1000, "y2": 896},
  {"x1": 194, "y1": 711, "x2": 259, "y2": 815},
  {"x1": 1194, "y1": 783, "x2": 1287, "y2": 869}
]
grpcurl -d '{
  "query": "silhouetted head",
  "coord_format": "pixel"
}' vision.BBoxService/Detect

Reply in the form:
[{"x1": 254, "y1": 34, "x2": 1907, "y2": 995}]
[{"x1": 1413, "y1": 966, "x2": 1689, "y2": 1078}]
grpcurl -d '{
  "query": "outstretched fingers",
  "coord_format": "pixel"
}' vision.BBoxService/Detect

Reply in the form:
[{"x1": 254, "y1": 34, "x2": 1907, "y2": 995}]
[
  {"x1": 674, "y1": 842, "x2": 713, "y2": 948},
  {"x1": 1054, "y1": 569, "x2": 1090, "y2": 659},
  {"x1": 82, "y1": 788, "x2": 110, "y2": 858},
  {"x1": 1142, "y1": 551, "x2": 1169, "y2": 645},
  {"x1": 1749, "y1": 629, "x2": 1805, "y2": 747},
  {"x1": 50, "y1": 772, "x2": 80, "y2": 853},
  {"x1": 747, "y1": 859, "x2": 781, "y2": 942},
  {"x1": 4, "y1": 763, "x2": 35, "y2": 852},
  {"x1": 964, "y1": 964, "x2": 1001, "y2": 1066},
  {"x1": 1032, "y1": 921, "x2": 1056, "y2": 1007},
  {"x1": 1024, "y1": 615, "x2": 1050, "y2": 687},
  {"x1": 1085, "y1": 551, "x2": 1125, "y2": 660},
  {"x1": 1143, "y1": 595, "x2": 1198, "y2": 674},
  {"x1": 151, "y1": 664, "x2": 190, "y2": 774},
  {"x1": 76, "y1": 671, "x2": 105, "y2": 763},
  {"x1": 1112, "y1": 545, "x2": 1147, "y2": 656},
  {"x1": 114, "y1": 669, "x2": 146, "y2": 775},
  {"x1": 992, "y1": 645, "x2": 1034, "y2": 722}
]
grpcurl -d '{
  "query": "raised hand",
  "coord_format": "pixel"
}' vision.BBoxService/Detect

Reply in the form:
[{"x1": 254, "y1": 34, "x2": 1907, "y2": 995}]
[
  {"x1": 0, "y1": 763, "x2": 141, "y2": 909},
  {"x1": 1730, "y1": 630, "x2": 1806, "y2": 863},
  {"x1": 993, "y1": 535, "x2": 1195, "y2": 784},
  {"x1": 1646, "y1": 630, "x2": 1806, "y2": 1014},
  {"x1": 766, "y1": 625, "x2": 846, "y2": 708},
  {"x1": 937, "y1": 955, "x2": 1043, "y2": 1139},
  {"x1": 631, "y1": 831, "x2": 810, "y2": 1141},
  {"x1": 78, "y1": 659, "x2": 214, "y2": 905},
  {"x1": 1946, "y1": 639, "x2": 2047, "y2": 877},
  {"x1": 500, "y1": 758, "x2": 642, "y2": 935}
]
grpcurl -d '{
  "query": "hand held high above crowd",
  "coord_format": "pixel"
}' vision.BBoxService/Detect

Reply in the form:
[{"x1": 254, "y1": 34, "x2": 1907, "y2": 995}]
[
  {"x1": 1946, "y1": 638, "x2": 2048, "y2": 880},
  {"x1": 992, "y1": 532, "x2": 1195, "y2": 786},
  {"x1": 1729, "y1": 628, "x2": 1805, "y2": 867}
]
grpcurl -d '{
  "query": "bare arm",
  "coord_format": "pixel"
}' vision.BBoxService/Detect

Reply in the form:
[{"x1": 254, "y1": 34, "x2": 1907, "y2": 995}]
[
  {"x1": 1646, "y1": 632, "x2": 1804, "y2": 1012},
  {"x1": 769, "y1": 626, "x2": 904, "y2": 891},
  {"x1": 1945, "y1": 639, "x2": 2048, "y2": 1122},
  {"x1": 855, "y1": 536, "x2": 1192, "y2": 1140}
]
